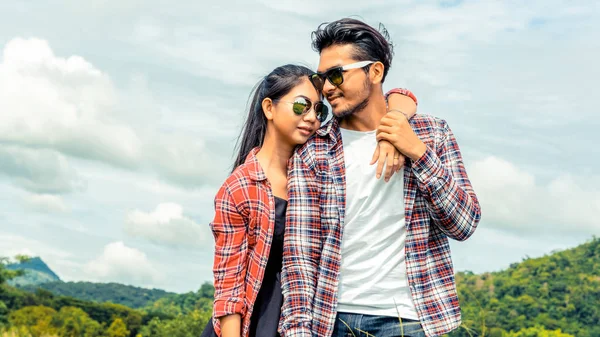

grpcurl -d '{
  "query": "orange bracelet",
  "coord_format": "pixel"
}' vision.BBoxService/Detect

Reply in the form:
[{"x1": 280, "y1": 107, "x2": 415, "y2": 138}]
[{"x1": 385, "y1": 88, "x2": 418, "y2": 105}]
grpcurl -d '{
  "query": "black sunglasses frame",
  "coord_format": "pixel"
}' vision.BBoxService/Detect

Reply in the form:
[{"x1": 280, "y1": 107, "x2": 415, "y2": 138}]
[{"x1": 309, "y1": 61, "x2": 375, "y2": 92}]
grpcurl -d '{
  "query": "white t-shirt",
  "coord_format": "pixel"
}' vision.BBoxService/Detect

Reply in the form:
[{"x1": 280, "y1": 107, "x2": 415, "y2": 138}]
[{"x1": 336, "y1": 128, "x2": 418, "y2": 319}]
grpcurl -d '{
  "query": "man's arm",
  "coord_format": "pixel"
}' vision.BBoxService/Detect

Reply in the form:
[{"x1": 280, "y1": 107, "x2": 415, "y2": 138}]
[
  {"x1": 411, "y1": 119, "x2": 482, "y2": 241},
  {"x1": 376, "y1": 113, "x2": 481, "y2": 241},
  {"x1": 279, "y1": 151, "x2": 322, "y2": 337}
]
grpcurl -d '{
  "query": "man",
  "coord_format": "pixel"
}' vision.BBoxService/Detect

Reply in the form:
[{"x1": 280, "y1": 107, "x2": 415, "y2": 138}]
[{"x1": 279, "y1": 18, "x2": 481, "y2": 337}]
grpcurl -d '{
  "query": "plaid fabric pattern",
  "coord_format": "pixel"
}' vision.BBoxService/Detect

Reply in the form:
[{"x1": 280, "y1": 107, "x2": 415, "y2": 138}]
[
  {"x1": 210, "y1": 147, "x2": 277, "y2": 337},
  {"x1": 279, "y1": 114, "x2": 481, "y2": 337}
]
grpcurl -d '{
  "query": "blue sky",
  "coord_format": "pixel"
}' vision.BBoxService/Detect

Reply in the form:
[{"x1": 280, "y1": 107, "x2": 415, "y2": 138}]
[{"x1": 0, "y1": 0, "x2": 598, "y2": 293}]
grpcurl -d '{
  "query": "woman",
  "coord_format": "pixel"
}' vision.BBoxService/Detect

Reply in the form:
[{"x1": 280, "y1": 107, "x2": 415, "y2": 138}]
[{"x1": 202, "y1": 64, "x2": 417, "y2": 337}]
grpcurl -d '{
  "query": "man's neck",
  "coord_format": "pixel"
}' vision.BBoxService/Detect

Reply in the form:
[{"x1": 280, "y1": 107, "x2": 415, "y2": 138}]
[{"x1": 339, "y1": 92, "x2": 387, "y2": 132}]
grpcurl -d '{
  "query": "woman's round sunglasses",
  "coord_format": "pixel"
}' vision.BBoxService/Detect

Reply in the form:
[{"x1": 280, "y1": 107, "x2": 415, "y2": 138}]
[
  {"x1": 308, "y1": 60, "x2": 374, "y2": 92},
  {"x1": 273, "y1": 96, "x2": 329, "y2": 123}
]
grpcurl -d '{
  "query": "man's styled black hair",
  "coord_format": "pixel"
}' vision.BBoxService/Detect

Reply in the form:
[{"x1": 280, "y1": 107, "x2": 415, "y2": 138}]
[{"x1": 311, "y1": 18, "x2": 394, "y2": 82}]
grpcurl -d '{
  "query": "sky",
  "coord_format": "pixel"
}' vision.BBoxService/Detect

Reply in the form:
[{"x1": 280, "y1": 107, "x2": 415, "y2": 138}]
[{"x1": 0, "y1": 0, "x2": 598, "y2": 293}]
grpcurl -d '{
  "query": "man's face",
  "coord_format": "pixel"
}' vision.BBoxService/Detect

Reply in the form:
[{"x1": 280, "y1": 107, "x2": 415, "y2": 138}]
[{"x1": 317, "y1": 44, "x2": 372, "y2": 118}]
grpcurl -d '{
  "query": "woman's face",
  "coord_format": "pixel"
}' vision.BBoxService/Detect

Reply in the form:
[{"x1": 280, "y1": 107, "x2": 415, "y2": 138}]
[{"x1": 268, "y1": 78, "x2": 328, "y2": 146}]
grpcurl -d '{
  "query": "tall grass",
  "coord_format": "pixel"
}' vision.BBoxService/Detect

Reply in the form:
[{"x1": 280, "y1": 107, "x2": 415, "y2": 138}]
[
  {"x1": 335, "y1": 295, "x2": 485, "y2": 337},
  {"x1": 338, "y1": 316, "x2": 425, "y2": 337}
]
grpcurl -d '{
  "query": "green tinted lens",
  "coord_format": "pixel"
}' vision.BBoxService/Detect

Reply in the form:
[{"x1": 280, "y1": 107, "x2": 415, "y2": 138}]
[
  {"x1": 327, "y1": 68, "x2": 344, "y2": 86},
  {"x1": 314, "y1": 102, "x2": 329, "y2": 122},
  {"x1": 292, "y1": 98, "x2": 309, "y2": 115}
]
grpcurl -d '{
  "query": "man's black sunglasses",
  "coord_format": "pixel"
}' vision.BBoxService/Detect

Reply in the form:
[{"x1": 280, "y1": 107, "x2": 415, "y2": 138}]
[{"x1": 308, "y1": 61, "x2": 374, "y2": 92}]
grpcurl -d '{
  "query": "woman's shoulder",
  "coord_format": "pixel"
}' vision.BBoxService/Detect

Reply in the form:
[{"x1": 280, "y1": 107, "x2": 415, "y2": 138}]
[{"x1": 218, "y1": 161, "x2": 260, "y2": 197}]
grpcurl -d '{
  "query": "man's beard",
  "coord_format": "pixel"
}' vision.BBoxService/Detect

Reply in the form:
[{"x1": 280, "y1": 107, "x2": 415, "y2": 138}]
[{"x1": 333, "y1": 79, "x2": 372, "y2": 119}]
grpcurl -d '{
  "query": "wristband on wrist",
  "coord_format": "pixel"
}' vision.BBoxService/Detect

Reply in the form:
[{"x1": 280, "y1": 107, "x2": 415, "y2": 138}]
[{"x1": 385, "y1": 88, "x2": 418, "y2": 106}]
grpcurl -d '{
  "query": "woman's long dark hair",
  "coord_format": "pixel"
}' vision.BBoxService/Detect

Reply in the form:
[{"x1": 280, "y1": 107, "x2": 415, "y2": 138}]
[{"x1": 232, "y1": 64, "x2": 313, "y2": 172}]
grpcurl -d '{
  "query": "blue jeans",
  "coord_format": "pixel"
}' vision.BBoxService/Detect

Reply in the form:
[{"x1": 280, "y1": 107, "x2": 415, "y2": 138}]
[{"x1": 331, "y1": 312, "x2": 426, "y2": 337}]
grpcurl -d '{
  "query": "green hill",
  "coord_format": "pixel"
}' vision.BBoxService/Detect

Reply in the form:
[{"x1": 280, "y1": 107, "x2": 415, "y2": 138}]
[
  {"x1": 1, "y1": 257, "x2": 212, "y2": 337},
  {"x1": 21, "y1": 281, "x2": 175, "y2": 309},
  {"x1": 7, "y1": 257, "x2": 173, "y2": 308},
  {"x1": 2, "y1": 237, "x2": 599, "y2": 337},
  {"x1": 447, "y1": 237, "x2": 600, "y2": 337},
  {"x1": 6, "y1": 257, "x2": 60, "y2": 287}
]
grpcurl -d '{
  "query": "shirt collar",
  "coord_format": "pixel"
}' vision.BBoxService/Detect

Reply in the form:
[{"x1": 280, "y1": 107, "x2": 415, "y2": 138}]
[
  {"x1": 316, "y1": 117, "x2": 341, "y2": 148},
  {"x1": 244, "y1": 147, "x2": 267, "y2": 182}
]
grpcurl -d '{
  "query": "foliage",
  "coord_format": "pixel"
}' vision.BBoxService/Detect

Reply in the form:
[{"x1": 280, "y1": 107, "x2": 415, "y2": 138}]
[
  {"x1": 143, "y1": 282, "x2": 213, "y2": 316},
  {"x1": 20, "y1": 283, "x2": 172, "y2": 309},
  {"x1": 105, "y1": 319, "x2": 128, "y2": 337},
  {"x1": 2, "y1": 237, "x2": 599, "y2": 337},
  {"x1": 0, "y1": 257, "x2": 30, "y2": 286},
  {"x1": 137, "y1": 310, "x2": 211, "y2": 337},
  {"x1": 2, "y1": 259, "x2": 214, "y2": 337}
]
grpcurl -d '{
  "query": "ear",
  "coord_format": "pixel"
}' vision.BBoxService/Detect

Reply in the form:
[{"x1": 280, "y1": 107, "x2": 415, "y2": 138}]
[
  {"x1": 369, "y1": 61, "x2": 385, "y2": 85},
  {"x1": 262, "y1": 97, "x2": 274, "y2": 121}
]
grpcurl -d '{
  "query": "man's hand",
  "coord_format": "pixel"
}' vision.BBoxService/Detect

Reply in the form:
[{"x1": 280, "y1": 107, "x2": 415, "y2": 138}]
[
  {"x1": 377, "y1": 110, "x2": 427, "y2": 162},
  {"x1": 371, "y1": 140, "x2": 403, "y2": 182}
]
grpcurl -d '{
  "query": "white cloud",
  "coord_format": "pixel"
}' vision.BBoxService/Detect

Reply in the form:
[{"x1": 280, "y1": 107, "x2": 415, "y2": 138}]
[
  {"x1": 128, "y1": 2, "x2": 321, "y2": 87},
  {"x1": 0, "y1": 37, "x2": 229, "y2": 188},
  {"x1": 24, "y1": 194, "x2": 69, "y2": 214},
  {"x1": 388, "y1": 2, "x2": 526, "y2": 44},
  {"x1": 382, "y1": 1, "x2": 596, "y2": 45},
  {"x1": 0, "y1": 145, "x2": 84, "y2": 194},
  {"x1": 450, "y1": 226, "x2": 587, "y2": 274},
  {"x1": 469, "y1": 156, "x2": 600, "y2": 234},
  {"x1": 437, "y1": 89, "x2": 472, "y2": 102},
  {"x1": 143, "y1": 134, "x2": 227, "y2": 187},
  {"x1": 0, "y1": 0, "x2": 598, "y2": 292},
  {"x1": 0, "y1": 37, "x2": 143, "y2": 167},
  {"x1": 125, "y1": 203, "x2": 210, "y2": 247},
  {"x1": 0, "y1": 233, "x2": 73, "y2": 275},
  {"x1": 84, "y1": 241, "x2": 161, "y2": 285}
]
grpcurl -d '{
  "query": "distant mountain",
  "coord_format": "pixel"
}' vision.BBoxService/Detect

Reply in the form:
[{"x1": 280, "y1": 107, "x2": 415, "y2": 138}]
[
  {"x1": 6, "y1": 257, "x2": 61, "y2": 287},
  {"x1": 5, "y1": 256, "x2": 174, "y2": 308},
  {"x1": 21, "y1": 281, "x2": 176, "y2": 309}
]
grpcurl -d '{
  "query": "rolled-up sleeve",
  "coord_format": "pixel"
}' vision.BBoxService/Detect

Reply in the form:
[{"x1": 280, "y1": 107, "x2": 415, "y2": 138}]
[
  {"x1": 211, "y1": 184, "x2": 249, "y2": 318},
  {"x1": 411, "y1": 119, "x2": 481, "y2": 241}
]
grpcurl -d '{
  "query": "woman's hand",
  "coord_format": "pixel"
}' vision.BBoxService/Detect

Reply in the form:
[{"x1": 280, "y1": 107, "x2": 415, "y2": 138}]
[
  {"x1": 220, "y1": 314, "x2": 242, "y2": 337},
  {"x1": 370, "y1": 90, "x2": 418, "y2": 182}
]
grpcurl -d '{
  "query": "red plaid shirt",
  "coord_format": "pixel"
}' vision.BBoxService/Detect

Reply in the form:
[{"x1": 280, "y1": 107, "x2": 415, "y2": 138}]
[
  {"x1": 210, "y1": 148, "x2": 277, "y2": 337},
  {"x1": 279, "y1": 115, "x2": 482, "y2": 337}
]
